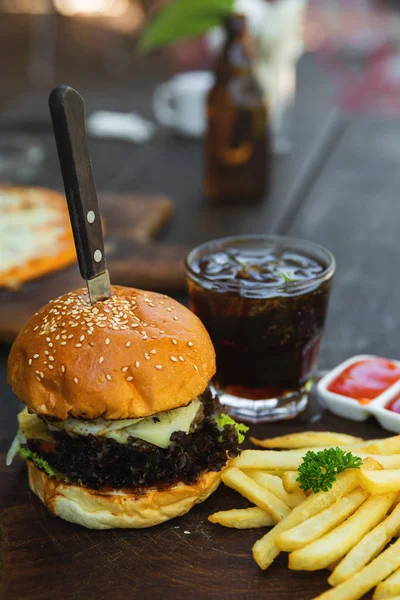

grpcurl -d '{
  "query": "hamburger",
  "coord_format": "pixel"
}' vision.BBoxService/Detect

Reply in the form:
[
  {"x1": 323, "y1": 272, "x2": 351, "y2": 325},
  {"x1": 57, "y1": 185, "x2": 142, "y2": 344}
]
[{"x1": 7, "y1": 285, "x2": 246, "y2": 529}]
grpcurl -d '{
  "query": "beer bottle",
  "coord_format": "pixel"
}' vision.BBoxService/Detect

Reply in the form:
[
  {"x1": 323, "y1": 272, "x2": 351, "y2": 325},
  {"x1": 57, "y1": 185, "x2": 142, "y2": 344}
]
[{"x1": 205, "y1": 14, "x2": 270, "y2": 204}]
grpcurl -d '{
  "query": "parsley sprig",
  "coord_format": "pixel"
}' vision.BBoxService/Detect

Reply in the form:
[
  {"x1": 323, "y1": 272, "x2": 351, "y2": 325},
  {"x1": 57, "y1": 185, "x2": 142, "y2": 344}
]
[{"x1": 297, "y1": 447, "x2": 363, "y2": 494}]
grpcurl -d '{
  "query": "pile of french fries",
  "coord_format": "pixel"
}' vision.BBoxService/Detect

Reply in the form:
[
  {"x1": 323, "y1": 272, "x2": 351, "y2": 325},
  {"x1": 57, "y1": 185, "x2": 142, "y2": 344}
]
[{"x1": 209, "y1": 431, "x2": 400, "y2": 600}]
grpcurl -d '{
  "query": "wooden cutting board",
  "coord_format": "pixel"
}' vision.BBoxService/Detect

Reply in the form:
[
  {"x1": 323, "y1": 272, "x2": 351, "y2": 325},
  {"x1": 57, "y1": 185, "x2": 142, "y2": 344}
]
[
  {"x1": 0, "y1": 192, "x2": 188, "y2": 343},
  {"x1": 0, "y1": 395, "x2": 383, "y2": 600}
]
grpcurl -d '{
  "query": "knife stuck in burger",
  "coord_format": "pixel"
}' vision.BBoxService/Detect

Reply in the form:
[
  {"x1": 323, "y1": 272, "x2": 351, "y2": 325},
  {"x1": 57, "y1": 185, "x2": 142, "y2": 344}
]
[{"x1": 6, "y1": 85, "x2": 247, "y2": 529}]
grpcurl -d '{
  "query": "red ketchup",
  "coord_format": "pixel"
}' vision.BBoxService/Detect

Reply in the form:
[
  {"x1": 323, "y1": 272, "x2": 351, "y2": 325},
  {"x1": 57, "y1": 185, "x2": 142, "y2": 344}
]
[
  {"x1": 328, "y1": 358, "x2": 400, "y2": 405},
  {"x1": 386, "y1": 395, "x2": 400, "y2": 414}
]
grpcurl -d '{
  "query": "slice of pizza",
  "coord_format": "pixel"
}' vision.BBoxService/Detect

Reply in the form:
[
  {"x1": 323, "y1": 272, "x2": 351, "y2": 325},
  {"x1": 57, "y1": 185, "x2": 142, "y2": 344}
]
[{"x1": 0, "y1": 186, "x2": 77, "y2": 289}]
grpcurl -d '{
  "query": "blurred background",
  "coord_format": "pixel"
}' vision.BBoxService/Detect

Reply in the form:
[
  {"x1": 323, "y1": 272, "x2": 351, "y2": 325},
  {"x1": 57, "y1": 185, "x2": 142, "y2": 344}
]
[{"x1": 2, "y1": 0, "x2": 400, "y2": 440}]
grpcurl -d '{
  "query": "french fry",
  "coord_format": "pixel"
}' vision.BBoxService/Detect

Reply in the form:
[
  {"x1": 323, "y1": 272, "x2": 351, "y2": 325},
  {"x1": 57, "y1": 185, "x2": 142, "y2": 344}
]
[
  {"x1": 361, "y1": 436, "x2": 400, "y2": 456},
  {"x1": 263, "y1": 470, "x2": 287, "y2": 478},
  {"x1": 277, "y1": 488, "x2": 369, "y2": 552},
  {"x1": 288, "y1": 493, "x2": 396, "y2": 571},
  {"x1": 252, "y1": 470, "x2": 359, "y2": 570},
  {"x1": 313, "y1": 538, "x2": 400, "y2": 600},
  {"x1": 247, "y1": 471, "x2": 306, "y2": 508},
  {"x1": 359, "y1": 470, "x2": 400, "y2": 495},
  {"x1": 362, "y1": 457, "x2": 385, "y2": 471},
  {"x1": 282, "y1": 471, "x2": 303, "y2": 494},
  {"x1": 233, "y1": 450, "x2": 400, "y2": 472},
  {"x1": 208, "y1": 507, "x2": 274, "y2": 529},
  {"x1": 221, "y1": 468, "x2": 290, "y2": 522},
  {"x1": 250, "y1": 431, "x2": 363, "y2": 449},
  {"x1": 329, "y1": 502, "x2": 400, "y2": 586},
  {"x1": 373, "y1": 567, "x2": 400, "y2": 599}
]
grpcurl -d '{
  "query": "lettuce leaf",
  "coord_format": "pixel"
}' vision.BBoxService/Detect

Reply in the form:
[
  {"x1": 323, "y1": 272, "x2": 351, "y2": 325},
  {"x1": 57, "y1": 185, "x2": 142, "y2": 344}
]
[
  {"x1": 216, "y1": 413, "x2": 249, "y2": 444},
  {"x1": 17, "y1": 446, "x2": 68, "y2": 482}
]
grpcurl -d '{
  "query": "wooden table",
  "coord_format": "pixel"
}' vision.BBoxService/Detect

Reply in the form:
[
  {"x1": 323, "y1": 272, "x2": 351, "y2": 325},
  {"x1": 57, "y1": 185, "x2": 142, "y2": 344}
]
[{"x1": 0, "y1": 34, "x2": 397, "y2": 599}]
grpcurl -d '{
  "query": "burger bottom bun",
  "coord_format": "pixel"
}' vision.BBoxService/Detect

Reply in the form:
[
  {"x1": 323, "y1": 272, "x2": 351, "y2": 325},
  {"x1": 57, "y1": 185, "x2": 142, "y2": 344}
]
[{"x1": 27, "y1": 461, "x2": 222, "y2": 529}]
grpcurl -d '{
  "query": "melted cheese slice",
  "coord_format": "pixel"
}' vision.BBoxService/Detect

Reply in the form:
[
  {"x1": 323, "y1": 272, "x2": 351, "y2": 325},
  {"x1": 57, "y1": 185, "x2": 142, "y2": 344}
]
[{"x1": 19, "y1": 399, "x2": 201, "y2": 449}]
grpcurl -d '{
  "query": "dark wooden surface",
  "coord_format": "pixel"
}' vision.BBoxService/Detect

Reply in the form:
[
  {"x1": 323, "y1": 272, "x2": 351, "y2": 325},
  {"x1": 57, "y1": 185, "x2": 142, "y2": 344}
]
[
  {"x1": 0, "y1": 15, "x2": 397, "y2": 599},
  {"x1": 0, "y1": 192, "x2": 187, "y2": 342}
]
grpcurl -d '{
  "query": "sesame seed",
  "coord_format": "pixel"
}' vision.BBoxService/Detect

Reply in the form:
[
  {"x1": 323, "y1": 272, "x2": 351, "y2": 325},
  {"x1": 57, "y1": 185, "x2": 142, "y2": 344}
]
[
  {"x1": 150, "y1": 349, "x2": 157, "y2": 355},
  {"x1": 75, "y1": 343, "x2": 82, "y2": 348},
  {"x1": 167, "y1": 308, "x2": 172, "y2": 312},
  {"x1": 68, "y1": 334, "x2": 74, "y2": 339},
  {"x1": 106, "y1": 374, "x2": 112, "y2": 381},
  {"x1": 141, "y1": 331, "x2": 146, "y2": 336},
  {"x1": 61, "y1": 341, "x2": 67, "y2": 346},
  {"x1": 155, "y1": 365, "x2": 163, "y2": 370},
  {"x1": 170, "y1": 356, "x2": 178, "y2": 362},
  {"x1": 131, "y1": 323, "x2": 139, "y2": 328},
  {"x1": 33, "y1": 354, "x2": 39, "y2": 359},
  {"x1": 99, "y1": 357, "x2": 104, "y2": 364},
  {"x1": 61, "y1": 365, "x2": 65, "y2": 373},
  {"x1": 49, "y1": 356, "x2": 54, "y2": 361},
  {"x1": 179, "y1": 356, "x2": 185, "y2": 362},
  {"x1": 193, "y1": 365, "x2": 199, "y2": 372},
  {"x1": 33, "y1": 325, "x2": 39, "y2": 331},
  {"x1": 48, "y1": 343, "x2": 53, "y2": 348},
  {"x1": 74, "y1": 377, "x2": 79, "y2": 384},
  {"x1": 126, "y1": 376, "x2": 133, "y2": 381},
  {"x1": 28, "y1": 358, "x2": 32, "y2": 366},
  {"x1": 40, "y1": 372, "x2": 44, "y2": 378},
  {"x1": 46, "y1": 337, "x2": 50, "y2": 342},
  {"x1": 188, "y1": 342, "x2": 194, "y2": 347},
  {"x1": 122, "y1": 366, "x2": 129, "y2": 372},
  {"x1": 44, "y1": 351, "x2": 49, "y2": 356},
  {"x1": 148, "y1": 302, "x2": 155, "y2": 307},
  {"x1": 173, "y1": 316, "x2": 178, "y2": 321},
  {"x1": 71, "y1": 323, "x2": 78, "y2": 328},
  {"x1": 145, "y1": 353, "x2": 150, "y2": 360},
  {"x1": 172, "y1": 339, "x2": 177, "y2": 345},
  {"x1": 160, "y1": 330, "x2": 165, "y2": 334},
  {"x1": 48, "y1": 364, "x2": 54, "y2": 370},
  {"x1": 105, "y1": 338, "x2": 110, "y2": 345},
  {"x1": 80, "y1": 335, "x2": 85, "y2": 341},
  {"x1": 126, "y1": 341, "x2": 131, "y2": 348},
  {"x1": 135, "y1": 361, "x2": 140, "y2": 368}
]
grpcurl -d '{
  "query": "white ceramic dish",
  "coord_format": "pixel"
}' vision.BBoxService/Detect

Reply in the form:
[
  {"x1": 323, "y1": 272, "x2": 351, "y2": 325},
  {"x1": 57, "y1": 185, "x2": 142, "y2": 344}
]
[{"x1": 317, "y1": 354, "x2": 400, "y2": 432}]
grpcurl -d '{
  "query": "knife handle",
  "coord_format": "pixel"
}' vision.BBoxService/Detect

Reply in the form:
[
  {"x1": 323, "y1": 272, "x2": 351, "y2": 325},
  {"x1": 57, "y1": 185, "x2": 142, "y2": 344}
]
[{"x1": 49, "y1": 84, "x2": 106, "y2": 281}]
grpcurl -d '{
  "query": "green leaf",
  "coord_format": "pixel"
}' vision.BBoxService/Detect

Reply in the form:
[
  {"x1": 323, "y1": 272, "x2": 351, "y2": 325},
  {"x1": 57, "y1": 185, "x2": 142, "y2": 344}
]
[
  {"x1": 296, "y1": 447, "x2": 363, "y2": 494},
  {"x1": 138, "y1": 0, "x2": 234, "y2": 53},
  {"x1": 282, "y1": 271, "x2": 294, "y2": 283},
  {"x1": 216, "y1": 412, "x2": 249, "y2": 444},
  {"x1": 17, "y1": 446, "x2": 69, "y2": 482}
]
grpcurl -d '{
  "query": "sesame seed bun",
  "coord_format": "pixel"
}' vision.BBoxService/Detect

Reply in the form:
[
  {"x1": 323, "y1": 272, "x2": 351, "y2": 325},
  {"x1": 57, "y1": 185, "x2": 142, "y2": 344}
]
[
  {"x1": 8, "y1": 286, "x2": 216, "y2": 420},
  {"x1": 27, "y1": 460, "x2": 222, "y2": 529}
]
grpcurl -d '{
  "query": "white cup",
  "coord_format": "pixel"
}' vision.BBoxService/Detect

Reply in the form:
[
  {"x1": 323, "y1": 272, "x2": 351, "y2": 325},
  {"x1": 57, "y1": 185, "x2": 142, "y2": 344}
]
[{"x1": 152, "y1": 71, "x2": 214, "y2": 139}]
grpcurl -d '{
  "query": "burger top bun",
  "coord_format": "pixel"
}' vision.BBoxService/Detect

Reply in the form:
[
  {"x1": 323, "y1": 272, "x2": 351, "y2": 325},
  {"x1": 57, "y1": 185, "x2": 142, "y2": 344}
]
[{"x1": 8, "y1": 286, "x2": 216, "y2": 421}]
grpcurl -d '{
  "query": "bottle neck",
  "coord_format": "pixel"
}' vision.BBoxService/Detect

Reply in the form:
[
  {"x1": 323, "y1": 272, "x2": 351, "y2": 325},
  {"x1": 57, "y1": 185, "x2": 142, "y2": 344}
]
[
  {"x1": 214, "y1": 15, "x2": 255, "y2": 79},
  {"x1": 225, "y1": 14, "x2": 247, "y2": 43}
]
